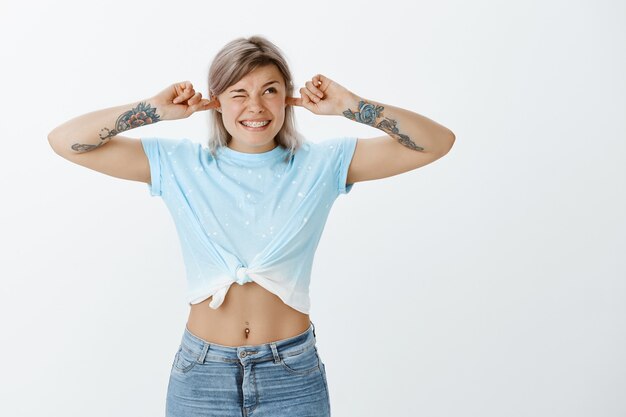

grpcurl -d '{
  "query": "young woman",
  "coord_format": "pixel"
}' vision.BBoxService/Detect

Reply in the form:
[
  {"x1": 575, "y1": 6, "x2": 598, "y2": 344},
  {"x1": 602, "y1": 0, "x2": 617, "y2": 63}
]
[{"x1": 48, "y1": 35, "x2": 455, "y2": 417}]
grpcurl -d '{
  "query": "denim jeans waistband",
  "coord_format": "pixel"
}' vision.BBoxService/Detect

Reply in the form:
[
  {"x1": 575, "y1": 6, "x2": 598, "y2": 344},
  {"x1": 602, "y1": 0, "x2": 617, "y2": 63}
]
[{"x1": 179, "y1": 321, "x2": 317, "y2": 364}]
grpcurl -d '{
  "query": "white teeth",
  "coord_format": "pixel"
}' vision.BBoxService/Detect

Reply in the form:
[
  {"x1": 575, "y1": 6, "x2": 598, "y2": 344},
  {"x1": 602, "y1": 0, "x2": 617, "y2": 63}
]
[{"x1": 241, "y1": 120, "x2": 270, "y2": 127}]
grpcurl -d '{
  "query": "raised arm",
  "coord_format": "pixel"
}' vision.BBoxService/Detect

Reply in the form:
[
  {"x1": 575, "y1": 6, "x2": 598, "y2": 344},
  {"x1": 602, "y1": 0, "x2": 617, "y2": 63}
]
[
  {"x1": 48, "y1": 99, "x2": 162, "y2": 155},
  {"x1": 340, "y1": 94, "x2": 456, "y2": 184},
  {"x1": 288, "y1": 73, "x2": 455, "y2": 185},
  {"x1": 47, "y1": 81, "x2": 217, "y2": 183}
]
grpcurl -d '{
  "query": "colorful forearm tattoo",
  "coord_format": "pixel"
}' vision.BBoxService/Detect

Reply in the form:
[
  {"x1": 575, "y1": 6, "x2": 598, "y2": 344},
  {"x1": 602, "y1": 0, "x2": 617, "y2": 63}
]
[
  {"x1": 343, "y1": 99, "x2": 424, "y2": 151},
  {"x1": 71, "y1": 101, "x2": 161, "y2": 152}
]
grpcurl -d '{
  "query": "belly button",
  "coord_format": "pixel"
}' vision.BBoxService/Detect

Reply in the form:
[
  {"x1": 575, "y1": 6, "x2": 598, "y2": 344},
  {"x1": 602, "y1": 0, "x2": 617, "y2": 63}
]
[{"x1": 245, "y1": 327, "x2": 250, "y2": 338}]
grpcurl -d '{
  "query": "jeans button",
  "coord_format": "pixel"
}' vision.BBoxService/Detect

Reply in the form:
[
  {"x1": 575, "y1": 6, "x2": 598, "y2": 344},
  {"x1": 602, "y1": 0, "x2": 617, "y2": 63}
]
[{"x1": 239, "y1": 351, "x2": 247, "y2": 358}]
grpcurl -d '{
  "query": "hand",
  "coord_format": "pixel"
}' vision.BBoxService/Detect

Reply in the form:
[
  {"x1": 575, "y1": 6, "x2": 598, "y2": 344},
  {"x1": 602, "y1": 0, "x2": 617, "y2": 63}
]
[
  {"x1": 286, "y1": 74, "x2": 357, "y2": 116},
  {"x1": 150, "y1": 81, "x2": 221, "y2": 121}
]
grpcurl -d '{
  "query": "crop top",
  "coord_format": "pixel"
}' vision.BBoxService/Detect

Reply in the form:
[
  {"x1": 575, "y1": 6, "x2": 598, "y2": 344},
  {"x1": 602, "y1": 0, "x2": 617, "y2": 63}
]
[{"x1": 140, "y1": 136, "x2": 358, "y2": 314}]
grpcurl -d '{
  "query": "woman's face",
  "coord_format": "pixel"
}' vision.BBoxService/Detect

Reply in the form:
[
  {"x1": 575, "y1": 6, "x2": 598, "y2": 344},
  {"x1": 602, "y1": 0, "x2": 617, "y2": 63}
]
[{"x1": 216, "y1": 64, "x2": 288, "y2": 153}]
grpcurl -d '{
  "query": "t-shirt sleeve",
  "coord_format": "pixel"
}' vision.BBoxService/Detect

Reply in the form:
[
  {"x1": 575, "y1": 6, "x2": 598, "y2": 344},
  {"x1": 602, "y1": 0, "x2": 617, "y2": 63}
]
[
  {"x1": 140, "y1": 137, "x2": 187, "y2": 197},
  {"x1": 140, "y1": 137, "x2": 165, "y2": 196},
  {"x1": 322, "y1": 136, "x2": 358, "y2": 195}
]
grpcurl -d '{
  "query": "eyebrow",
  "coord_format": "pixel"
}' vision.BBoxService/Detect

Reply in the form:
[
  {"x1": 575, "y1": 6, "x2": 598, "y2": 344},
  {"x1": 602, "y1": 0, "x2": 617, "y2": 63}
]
[{"x1": 229, "y1": 80, "x2": 280, "y2": 93}]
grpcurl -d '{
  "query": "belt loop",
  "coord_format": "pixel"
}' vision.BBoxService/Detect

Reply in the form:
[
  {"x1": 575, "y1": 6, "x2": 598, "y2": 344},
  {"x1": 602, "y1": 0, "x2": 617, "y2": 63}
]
[
  {"x1": 311, "y1": 320, "x2": 316, "y2": 338},
  {"x1": 198, "y1": 342, "x2": 209, "y2": 364},
  {"x1": 270, "y1": 342, "x2": 280, "y2": 363}
]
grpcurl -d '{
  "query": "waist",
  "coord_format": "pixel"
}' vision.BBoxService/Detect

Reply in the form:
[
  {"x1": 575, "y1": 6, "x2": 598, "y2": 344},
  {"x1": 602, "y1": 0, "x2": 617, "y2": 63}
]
[
  {"x1": 180, "y1": 321, "x2": 317, "y2": 362},
  {"x1": 187, "y1": 281, "x2": 311, "y2": 347}
]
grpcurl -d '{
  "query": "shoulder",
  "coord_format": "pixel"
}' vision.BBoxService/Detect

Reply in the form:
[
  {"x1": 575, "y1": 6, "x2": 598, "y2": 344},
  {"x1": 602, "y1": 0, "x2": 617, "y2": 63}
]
[
  {"x1": 141, "y1": 137, "x2": 208, "y2": 164},
  {"x1": 308, "y1": 136, "x2": 358, "y2": 158},
  {"x1": 312, "y1": 136, "x2": 356, "y2": 148},
  {"x1": 165, "y1": 137, "x2": 205, "y2": 154},
  {"x1": 141, "y1": 137, "x2": 195, "y2": 153}
]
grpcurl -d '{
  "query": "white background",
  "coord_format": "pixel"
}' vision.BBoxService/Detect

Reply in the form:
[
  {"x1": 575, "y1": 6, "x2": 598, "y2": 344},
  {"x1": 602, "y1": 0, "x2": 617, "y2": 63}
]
[{"x1": 1, "y1": 0, "x2": 624, "y2": 416}]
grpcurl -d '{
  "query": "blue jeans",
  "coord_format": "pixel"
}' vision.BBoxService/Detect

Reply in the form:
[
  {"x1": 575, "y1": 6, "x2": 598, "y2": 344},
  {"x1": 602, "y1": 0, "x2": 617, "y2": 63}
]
[{"x1": 166, "y1": 321, "x2": 331, "y2": 417}]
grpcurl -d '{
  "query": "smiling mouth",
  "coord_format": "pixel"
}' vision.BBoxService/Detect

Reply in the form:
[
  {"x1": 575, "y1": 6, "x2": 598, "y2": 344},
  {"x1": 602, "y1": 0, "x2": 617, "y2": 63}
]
[{"x1": 239, "y1": 120, "x2": 272, "y2": 129}]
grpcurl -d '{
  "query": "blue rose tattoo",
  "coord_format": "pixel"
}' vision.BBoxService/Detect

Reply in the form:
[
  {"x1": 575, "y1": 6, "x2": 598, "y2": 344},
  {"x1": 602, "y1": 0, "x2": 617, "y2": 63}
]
[{"x1": 343, "y1": 100, "x2": 424, "y2": 151}]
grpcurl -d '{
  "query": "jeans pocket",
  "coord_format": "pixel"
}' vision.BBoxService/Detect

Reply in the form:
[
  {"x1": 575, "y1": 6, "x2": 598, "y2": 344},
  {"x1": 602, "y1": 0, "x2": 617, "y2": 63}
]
[
  {"x1": 172, "y1": 345, "x2": 199, "y2": 374},
  {"x1": 280, "y1": 345, "x2": 321, "y2": 375}
]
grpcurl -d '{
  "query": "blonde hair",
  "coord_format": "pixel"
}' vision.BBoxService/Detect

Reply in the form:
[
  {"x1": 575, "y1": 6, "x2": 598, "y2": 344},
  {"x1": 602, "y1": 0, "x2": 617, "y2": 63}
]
[{"x1": 206, "y1": 35, "x2": 304, "y2": 162}]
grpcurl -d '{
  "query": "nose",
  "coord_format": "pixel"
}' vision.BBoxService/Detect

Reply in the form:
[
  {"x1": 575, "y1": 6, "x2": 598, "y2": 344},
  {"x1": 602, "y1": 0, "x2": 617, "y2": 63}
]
[{"x1": 245, "y1": 95, "x2": 268, "y2": 112}]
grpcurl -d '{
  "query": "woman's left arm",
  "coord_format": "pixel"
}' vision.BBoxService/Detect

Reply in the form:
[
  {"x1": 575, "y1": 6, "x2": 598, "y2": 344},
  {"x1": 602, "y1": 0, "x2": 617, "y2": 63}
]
[
  {"x1": 288, "y1": 73, "x2": 456, "y2": 184},
  {"x1": 339, "y1": 94, "x2": 455, "y2": 154}
]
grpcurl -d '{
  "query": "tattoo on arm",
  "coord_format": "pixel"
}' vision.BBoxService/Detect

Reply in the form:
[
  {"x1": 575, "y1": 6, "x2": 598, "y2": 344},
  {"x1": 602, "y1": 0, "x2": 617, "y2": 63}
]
[
  {"x1": 71, "y1": 101, "x2": 161, "y2": 152},
  {"x1": 342, "y1": 99, "x2": 424, "y2": 151}
]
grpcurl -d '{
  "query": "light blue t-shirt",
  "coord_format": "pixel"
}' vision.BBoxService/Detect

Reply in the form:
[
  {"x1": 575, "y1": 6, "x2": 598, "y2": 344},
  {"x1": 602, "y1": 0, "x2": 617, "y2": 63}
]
[{"x1": 140, "y1": 136, "x2": 358, "y2": 314}]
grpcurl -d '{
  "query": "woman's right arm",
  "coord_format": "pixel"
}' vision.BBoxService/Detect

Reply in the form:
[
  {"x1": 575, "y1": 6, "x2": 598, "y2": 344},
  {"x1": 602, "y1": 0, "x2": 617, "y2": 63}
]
[
  {"x1": 47, "y1": 81, "x2": 218, "y2": 185},
  {"x1": 47, "y1": 98, "x2": 163, "y2": 155}
]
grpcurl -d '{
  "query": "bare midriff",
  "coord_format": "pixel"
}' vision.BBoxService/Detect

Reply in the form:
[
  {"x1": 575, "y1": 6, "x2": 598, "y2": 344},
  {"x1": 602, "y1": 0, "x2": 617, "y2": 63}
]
[{"x1": 186, "y1": 281, "x2": 311, "y2": 347}]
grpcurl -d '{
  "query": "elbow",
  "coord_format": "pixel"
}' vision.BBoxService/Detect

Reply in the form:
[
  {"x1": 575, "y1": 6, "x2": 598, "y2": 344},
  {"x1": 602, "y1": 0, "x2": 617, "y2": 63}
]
[
  {"x1": 447, "y1": 131, "x2": 456, "y2": 152},
  {"x1": 47, "y1": 133, "x2": 59, "y2": 153},
  {"x1": 47, "y1": 131, "x2": 65, "y2": 155},
  {"x1": 434, "y1": 131, "x2": 455, "y2": 156},
  {"x1": 47, "y1": 126, "x2": 59, "y2": 143}
]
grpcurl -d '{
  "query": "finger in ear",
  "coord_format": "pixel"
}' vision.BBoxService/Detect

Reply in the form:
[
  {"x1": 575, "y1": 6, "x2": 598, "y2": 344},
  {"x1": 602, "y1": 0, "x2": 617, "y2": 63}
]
[{"x1": 300, "y1": 88, "x2": 311, "y2": 104}]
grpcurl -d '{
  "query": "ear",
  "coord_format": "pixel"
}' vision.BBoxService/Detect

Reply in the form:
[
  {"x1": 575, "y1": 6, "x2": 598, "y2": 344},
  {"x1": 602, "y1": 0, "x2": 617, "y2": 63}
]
[{"x1": 210, "y1": 94, "x2": 222, "y2": 112}]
